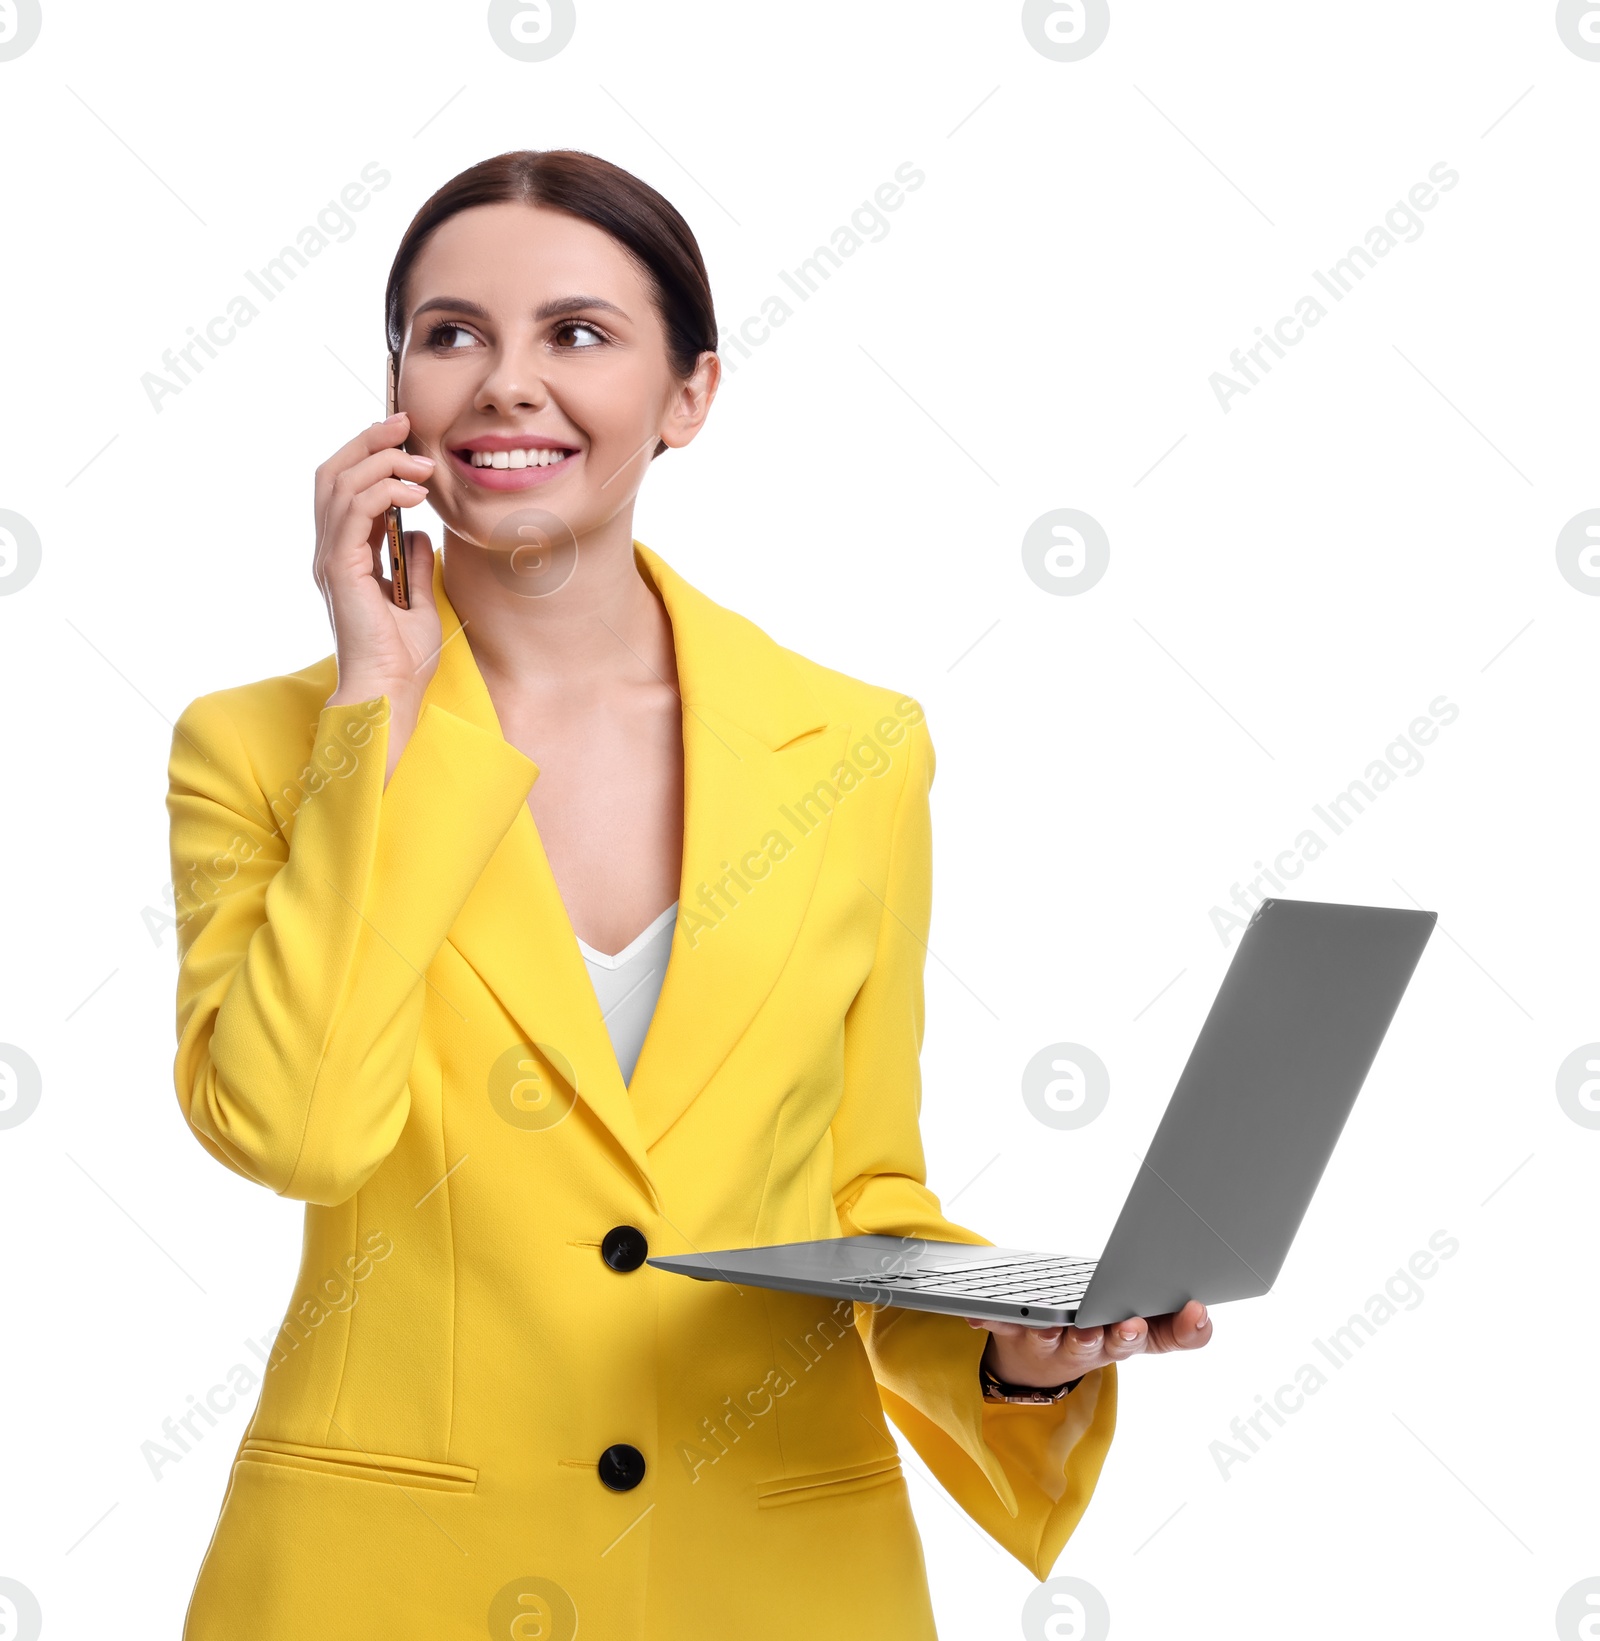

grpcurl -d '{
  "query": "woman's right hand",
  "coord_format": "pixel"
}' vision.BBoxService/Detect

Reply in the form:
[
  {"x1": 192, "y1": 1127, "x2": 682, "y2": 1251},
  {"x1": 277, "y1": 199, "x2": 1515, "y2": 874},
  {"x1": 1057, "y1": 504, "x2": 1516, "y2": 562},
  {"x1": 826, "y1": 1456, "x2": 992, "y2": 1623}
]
[{"x1": 314, "y1": 411, "x2": 440, "y2": 785}]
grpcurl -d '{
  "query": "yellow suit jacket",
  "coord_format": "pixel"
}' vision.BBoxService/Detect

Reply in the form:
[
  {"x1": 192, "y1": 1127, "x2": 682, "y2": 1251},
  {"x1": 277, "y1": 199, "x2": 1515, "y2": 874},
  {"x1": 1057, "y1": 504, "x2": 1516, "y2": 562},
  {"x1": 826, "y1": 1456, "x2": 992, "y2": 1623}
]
[{"x1": 166, "y1": 543, "x2": 1116, "y2": 1640}]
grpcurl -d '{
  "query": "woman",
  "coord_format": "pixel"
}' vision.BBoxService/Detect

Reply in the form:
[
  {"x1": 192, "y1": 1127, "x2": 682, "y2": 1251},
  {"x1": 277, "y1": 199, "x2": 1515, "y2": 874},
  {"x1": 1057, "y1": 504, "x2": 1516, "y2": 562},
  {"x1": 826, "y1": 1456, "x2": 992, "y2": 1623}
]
[{"x1": 166, "y1": 149, "x2": 1210, "y2": 1640}]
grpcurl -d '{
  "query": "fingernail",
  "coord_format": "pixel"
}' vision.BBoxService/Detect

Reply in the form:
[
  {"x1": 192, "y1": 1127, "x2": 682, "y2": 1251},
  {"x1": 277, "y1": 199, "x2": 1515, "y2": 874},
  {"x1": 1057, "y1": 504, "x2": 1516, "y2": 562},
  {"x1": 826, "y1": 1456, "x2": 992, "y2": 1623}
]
[
  {"x1": 384, "y1": 411, "x2": 406, "y2": 423},
  {"x1": 412, "y1": 454, "x2": 436, "y2": 466},
  {"x1": 1118, "y1": 1327, "x2": 1139, "y2": 1341}
]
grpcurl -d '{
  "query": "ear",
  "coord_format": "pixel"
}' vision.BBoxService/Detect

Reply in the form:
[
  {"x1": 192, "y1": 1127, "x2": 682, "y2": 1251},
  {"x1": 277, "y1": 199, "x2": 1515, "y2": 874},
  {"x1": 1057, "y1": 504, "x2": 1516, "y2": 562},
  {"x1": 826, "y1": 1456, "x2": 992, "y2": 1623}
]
[{"x1": 657, "y1": 350, "x2": 721, "y2": 452}]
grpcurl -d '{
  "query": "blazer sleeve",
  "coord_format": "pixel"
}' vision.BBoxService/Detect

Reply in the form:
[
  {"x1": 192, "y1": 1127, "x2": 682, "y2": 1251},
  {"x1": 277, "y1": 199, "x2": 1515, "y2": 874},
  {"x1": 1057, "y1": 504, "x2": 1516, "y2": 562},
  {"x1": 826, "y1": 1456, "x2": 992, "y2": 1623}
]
[
  {"x1": 166, "y1": 691, "x2": 536, "y2": 1205},
  {"x1": 830, "y1": 710, "x2": 1117, "y2": 1583}
]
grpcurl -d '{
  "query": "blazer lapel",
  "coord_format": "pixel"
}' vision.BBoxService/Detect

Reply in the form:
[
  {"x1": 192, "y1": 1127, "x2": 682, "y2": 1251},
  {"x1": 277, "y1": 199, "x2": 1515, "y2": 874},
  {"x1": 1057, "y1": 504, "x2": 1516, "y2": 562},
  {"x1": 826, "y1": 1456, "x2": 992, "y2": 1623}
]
[
  {"x1": 422, "y1": 545, "x2": 846, "y2": 1204},
  {"x1": 424, "y1": 557, "x2": 660, "y2": 1207},
  {"x1": 626, "y1": 546, "x2": 848, "y2": 1153}
]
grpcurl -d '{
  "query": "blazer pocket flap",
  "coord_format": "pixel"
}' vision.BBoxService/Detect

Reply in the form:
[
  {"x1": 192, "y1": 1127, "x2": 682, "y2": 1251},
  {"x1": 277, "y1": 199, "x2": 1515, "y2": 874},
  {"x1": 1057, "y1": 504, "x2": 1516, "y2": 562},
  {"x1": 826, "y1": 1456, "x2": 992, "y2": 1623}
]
[
  {"x1": 238, "y1": 1437, "x2": 477, "y2": 1493},
  {"x1": 755, "y1": 1452, "x2": 903, "y2": 1509}
]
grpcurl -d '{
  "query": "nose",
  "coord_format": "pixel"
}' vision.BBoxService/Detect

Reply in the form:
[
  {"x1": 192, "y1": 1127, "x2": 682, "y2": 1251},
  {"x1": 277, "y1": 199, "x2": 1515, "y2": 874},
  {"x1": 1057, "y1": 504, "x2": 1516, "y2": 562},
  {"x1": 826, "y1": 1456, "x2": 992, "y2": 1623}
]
[{"x1": 473, "y1": 334, "x2": 552, "y2": 418}]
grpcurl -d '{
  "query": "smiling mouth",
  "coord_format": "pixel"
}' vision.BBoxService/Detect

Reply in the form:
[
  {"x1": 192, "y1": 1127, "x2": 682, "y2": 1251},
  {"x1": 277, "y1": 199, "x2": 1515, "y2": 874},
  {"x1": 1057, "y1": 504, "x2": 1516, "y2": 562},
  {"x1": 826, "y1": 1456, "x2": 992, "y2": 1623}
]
[{"x1": 457, "y1": 446, "x2": 577, "y2": 469}]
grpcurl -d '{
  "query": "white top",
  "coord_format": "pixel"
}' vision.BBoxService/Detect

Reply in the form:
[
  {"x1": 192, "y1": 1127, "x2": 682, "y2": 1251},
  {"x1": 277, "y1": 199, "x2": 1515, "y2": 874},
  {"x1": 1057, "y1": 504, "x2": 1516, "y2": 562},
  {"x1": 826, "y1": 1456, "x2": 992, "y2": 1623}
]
[{"x1": 575, "y1": 901, "x2": 678, "y2": 1086}]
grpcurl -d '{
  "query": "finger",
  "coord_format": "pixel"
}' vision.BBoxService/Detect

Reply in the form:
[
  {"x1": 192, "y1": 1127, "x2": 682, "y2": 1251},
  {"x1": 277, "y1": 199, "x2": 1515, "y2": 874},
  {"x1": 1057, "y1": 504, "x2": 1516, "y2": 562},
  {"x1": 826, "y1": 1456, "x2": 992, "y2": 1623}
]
[
  {"x1": 314, "y1": 414, "x2": 412, "y2": 519},
  {"x1": 1056, "y1": 1323, "x2": 1108, "y2": 1370},
  {"x1": 992, "y1": 1322, "x2": 1066, "y2": 1353},
  {"x1": 1103, "y1": 1316, "x2": 1149, "y2": 1359},
  {"x1": 1178, "y1": 1301, "x2": 1212, "y2": 1349},
  {"x1": 316, "y1": 468, "x2": 418, "y2": 581},
  {"x1": 970, "y1": 1318, "x2": 1029, "y2": 1338},
  {"x1": 328, "y1": 451, "x2": 434, "y2": 528},
  {"x1": 328, "y1": 483, "x2": 422, "y2": 575},
  {"x1": 317, "y1": 448, "x2": 432, "y2": 555},
  {"x1": 400, "y1": 531, "x2": 436, "y2": 619},
  {"x1": 1147, "y1": 1301, "x2": 1212, "y2": 1352},
  {"x1": 966, "y1": 1317, "x2": 1066, "y2": 1350},
  {"x1": 327, "y1": 479, "x2": 430, "y2": 567}
]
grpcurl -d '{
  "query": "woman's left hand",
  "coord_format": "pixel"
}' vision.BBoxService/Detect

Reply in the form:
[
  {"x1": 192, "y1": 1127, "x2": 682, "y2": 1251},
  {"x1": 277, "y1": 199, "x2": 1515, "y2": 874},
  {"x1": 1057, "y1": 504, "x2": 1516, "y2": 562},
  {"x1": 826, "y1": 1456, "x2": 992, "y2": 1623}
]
[{"x1": 966, "y1": 1299, "x2": 1212, "y2": 1387}]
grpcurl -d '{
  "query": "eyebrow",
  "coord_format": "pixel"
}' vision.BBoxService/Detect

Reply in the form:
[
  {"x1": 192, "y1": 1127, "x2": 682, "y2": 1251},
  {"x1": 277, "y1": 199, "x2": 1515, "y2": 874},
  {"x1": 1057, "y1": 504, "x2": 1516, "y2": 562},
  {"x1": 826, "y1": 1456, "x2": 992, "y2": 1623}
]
[{"x1": 410, "y1": 294, "x2": 630, "y2": 325}]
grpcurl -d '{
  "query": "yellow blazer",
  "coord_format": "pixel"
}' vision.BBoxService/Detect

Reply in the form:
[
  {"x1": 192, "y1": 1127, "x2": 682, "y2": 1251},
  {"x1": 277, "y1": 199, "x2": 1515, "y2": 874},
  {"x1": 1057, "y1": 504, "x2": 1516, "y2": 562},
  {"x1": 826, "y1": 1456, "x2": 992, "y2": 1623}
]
[{"x1": 166, "y1": 543, "x2": 1117, "y2": 1640}]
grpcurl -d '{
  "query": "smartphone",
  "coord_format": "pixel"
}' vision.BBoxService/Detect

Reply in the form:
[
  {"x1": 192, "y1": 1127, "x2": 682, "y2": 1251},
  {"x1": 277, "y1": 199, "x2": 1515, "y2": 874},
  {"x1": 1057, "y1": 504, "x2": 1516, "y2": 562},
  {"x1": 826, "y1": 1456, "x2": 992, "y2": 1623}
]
[{"x1": 384, "y1": 353, "x2": 410, "y2": 609}]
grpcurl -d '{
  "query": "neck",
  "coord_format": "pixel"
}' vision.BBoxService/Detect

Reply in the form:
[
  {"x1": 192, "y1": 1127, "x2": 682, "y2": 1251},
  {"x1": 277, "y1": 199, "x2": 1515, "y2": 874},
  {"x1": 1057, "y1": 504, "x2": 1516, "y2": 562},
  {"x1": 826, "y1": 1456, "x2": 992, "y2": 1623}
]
[{"x1": 440, "y1": 510, "x2": 675, "y2": 695}]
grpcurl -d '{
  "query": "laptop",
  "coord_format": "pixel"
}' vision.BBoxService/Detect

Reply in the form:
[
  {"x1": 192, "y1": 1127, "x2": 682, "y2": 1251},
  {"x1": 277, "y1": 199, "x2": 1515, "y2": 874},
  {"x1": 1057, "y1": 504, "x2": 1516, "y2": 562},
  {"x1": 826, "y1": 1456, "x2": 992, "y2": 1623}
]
[{"x1": 648, "y1": 897, "x2": 1436, "y2": 1329}]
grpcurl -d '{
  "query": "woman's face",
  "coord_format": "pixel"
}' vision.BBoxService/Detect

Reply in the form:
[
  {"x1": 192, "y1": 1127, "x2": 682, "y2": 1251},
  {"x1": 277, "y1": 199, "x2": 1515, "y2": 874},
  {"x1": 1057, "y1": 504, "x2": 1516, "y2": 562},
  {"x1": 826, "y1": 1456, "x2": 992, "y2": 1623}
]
[{"x1": 396, "y1": 201, "x2": 714, "y2": 547}]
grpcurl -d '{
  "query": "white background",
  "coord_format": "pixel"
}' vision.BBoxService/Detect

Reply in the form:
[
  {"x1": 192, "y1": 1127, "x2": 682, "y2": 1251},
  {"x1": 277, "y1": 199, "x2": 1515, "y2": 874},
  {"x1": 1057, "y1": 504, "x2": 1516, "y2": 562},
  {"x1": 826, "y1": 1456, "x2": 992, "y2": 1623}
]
[{"x1": 1, "y1": 2, "x2": 1596, "y2": 1636}]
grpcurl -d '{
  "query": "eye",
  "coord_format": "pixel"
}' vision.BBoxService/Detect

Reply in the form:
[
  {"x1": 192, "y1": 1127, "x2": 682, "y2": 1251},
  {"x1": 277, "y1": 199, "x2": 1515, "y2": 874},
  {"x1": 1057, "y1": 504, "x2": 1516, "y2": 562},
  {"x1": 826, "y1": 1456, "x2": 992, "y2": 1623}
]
[
  {"x1": 425, "y1": 321, "x2": 477, "y2": 349},
  {"x1": 553, "y1": 319, "x2": 608, "y2": 350}
]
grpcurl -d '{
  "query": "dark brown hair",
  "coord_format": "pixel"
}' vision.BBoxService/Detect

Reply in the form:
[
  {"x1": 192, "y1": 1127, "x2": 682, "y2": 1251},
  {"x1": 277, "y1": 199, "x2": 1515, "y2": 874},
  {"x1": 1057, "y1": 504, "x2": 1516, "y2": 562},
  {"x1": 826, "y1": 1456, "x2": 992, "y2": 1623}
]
[{"x1": 384, "y1": 149, "x2": 718, "y2": 457}]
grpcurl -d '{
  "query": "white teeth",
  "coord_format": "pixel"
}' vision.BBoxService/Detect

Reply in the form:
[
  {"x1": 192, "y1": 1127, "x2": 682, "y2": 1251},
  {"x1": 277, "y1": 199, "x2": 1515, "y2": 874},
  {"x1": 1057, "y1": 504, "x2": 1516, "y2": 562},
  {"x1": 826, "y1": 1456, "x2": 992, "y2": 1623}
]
[{"x1": 468, "y1": 447, "x2": 570, "y2": 468}]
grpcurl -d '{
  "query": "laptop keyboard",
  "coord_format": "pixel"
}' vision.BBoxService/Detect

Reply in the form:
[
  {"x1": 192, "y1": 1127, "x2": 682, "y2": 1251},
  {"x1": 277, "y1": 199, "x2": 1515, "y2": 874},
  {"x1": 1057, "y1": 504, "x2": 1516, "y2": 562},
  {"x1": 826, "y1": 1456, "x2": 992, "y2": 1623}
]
[{"x1": 838, "y1": 1255, "x2": 1096, "y2": 1304}]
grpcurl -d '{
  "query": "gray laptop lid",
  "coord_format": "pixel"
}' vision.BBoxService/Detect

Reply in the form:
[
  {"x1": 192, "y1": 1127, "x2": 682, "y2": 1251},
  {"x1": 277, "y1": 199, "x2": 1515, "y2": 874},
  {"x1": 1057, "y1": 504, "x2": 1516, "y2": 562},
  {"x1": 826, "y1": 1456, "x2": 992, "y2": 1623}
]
[{"x1": 1071, "y1": 897, "x2": 1435, "y2": 1326}]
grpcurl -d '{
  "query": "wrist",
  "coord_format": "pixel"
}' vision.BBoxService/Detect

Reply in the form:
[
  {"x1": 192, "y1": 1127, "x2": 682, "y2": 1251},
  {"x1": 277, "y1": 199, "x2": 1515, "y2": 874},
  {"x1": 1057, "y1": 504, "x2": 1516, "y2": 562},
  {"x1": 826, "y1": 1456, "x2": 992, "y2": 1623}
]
[
  {"x1": 326, "y1": 678, "x2": 416, "y2": 714},
  {"x1": 978, "y1": 1354, "x2": 1084, "y2": 1404},
  {"x1": 978, "y1": 1336, "x2": 1085, "y2": 1403},
  {"x1": 323, "y1": 686, "x2": 418, "y2": 789}
]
